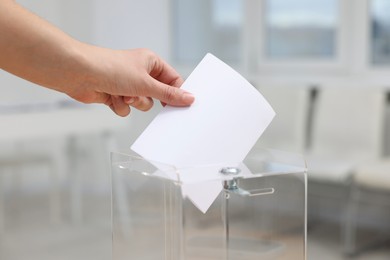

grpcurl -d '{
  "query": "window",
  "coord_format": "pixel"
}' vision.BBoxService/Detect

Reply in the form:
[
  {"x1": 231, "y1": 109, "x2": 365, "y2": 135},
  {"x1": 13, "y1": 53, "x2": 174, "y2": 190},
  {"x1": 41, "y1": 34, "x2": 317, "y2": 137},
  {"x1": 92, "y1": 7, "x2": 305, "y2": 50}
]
[
  {"x1": 172, "y1": 0, "x2": 390, "y2": 77},
  {"x1": 264, "y1": 0, "x2": 339, "y2": 59},
  {"x1": 173, "y1": 0, "x2": 243, "y2": 65},
  {"x1": 371, "y1": 0, "x2": 390, "y2": 65}
]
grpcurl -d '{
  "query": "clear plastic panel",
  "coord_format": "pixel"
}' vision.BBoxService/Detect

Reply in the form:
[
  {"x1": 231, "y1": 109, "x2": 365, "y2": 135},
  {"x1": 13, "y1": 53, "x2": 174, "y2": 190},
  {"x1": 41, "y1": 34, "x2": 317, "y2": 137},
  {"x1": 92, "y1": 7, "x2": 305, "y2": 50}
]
[{"x1": 111, "y1": 149, "x2": 307, "y2": 260}]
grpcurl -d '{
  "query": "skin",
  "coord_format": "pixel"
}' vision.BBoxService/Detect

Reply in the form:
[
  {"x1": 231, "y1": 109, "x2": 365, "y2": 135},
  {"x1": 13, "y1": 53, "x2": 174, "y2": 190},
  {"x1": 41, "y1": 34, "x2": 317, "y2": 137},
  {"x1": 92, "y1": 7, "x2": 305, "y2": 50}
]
[{"x1": 0, "y1": 0, "x2": 194, "y2": 116}]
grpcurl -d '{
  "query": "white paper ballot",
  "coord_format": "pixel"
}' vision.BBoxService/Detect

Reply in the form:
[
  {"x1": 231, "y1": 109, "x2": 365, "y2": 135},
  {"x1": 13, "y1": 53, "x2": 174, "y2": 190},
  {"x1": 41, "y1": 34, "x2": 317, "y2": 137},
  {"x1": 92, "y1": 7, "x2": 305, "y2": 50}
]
[{"x1": 131, "y1": 53, "x2": 275, "y2": 213}]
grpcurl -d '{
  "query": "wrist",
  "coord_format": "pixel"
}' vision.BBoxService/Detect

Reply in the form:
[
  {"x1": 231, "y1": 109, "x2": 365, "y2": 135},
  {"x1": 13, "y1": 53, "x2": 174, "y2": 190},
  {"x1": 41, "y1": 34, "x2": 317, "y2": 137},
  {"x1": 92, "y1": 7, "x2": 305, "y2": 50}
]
[{"x1": 61, "y1": 42, "x2": 103, "y2": 103}]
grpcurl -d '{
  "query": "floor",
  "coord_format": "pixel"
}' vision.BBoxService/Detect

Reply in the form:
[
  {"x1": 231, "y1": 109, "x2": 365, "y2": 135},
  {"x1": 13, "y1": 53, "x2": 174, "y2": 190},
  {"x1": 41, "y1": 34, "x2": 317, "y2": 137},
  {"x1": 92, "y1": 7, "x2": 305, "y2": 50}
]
[
  {"x1": 0, "y1": 193, "x2": 112, "y2": 260},
  {"x1": 308, "y1": 223, "x2": 390, "y2": 260},
  {"x1": 0, "y1": 187, "x2": 390, "y2": 259},
  {"x1": 2, "y1": 223, "x2": 390, "y2": 259},
  {"x1": 1, "y1": 196, "x2": 390, "y2": 260}
]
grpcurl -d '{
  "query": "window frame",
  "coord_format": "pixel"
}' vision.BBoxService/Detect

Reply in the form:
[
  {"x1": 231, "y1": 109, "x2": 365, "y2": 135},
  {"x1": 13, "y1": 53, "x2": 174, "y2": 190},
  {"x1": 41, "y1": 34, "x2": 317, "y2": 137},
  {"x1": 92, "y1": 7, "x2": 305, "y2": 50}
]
[
  {"x1": 249, "y1": 0, "x2": 350, "y2": 75},
  {"x1": 170, "y1": 0, "x2": 390, "y2": 84}
]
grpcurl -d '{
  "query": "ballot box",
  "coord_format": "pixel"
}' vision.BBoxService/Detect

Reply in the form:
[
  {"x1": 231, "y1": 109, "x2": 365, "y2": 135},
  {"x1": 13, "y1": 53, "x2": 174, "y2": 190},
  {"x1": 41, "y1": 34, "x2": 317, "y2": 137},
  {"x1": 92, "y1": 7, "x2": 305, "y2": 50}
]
[{"x1": 111, "y1": 149, "x2": 307, "y2": 260}]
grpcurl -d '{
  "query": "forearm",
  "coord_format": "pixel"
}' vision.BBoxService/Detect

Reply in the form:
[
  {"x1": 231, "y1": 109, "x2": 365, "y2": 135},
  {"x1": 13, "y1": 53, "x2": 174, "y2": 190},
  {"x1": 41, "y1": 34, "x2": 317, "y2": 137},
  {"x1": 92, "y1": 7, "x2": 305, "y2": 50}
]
[{"x1": 0, "y1": 0, "x2": 93, "y2": 96}]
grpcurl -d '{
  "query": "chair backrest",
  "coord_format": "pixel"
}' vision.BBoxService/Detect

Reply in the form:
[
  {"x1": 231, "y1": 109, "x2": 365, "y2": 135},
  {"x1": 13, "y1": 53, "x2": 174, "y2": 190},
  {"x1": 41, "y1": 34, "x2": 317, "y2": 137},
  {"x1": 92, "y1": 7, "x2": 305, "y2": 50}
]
[
  {"x1": 253, "y1": 86, "x2": 311, "y2": 154},
  {"x1": 310, "y1": 87, "x2": 386, "y2": 160}
]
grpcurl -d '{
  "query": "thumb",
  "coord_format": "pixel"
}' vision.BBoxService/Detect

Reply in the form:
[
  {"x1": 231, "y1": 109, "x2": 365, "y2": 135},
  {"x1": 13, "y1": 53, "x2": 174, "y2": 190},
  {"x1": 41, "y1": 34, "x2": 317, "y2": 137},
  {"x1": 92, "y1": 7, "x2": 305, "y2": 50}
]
[{"x1": 149, "y1": 79, "x2": 195, "y2": 106}]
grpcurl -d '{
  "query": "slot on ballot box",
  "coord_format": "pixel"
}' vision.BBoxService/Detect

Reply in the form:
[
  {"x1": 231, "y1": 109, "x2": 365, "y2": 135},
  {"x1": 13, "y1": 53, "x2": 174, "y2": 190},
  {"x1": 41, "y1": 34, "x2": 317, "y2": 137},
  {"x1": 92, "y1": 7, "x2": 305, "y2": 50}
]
[{"x1": 111, "y1": 149, "x2": 307, "y2": 260}]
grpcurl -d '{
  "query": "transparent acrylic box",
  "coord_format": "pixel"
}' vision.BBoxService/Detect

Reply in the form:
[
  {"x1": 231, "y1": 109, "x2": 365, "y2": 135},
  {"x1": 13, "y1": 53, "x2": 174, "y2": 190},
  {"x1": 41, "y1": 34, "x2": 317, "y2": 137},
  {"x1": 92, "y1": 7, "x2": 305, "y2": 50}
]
[{"x1": 111, "y1": 149, "x2": 307, "y2": 260}]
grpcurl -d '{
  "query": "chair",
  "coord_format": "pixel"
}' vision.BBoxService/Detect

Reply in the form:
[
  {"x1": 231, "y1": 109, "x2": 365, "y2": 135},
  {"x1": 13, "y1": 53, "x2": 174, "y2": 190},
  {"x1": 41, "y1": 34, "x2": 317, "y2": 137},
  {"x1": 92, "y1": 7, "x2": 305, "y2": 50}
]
[
  {"x1": 0, "y1": 99, "x2": 129, "y2": 228},
  {"x1": 306, "y1": 87, "x2": 386, "y2": 183},
  {"x1": 0, "y1": 139, "x2": 65, "y2": 232},
  {"x1": 344, "y1": 111, "x2": 390, "y2": 256},
  {"x1": 304, "y1": 86, "x2": 387, "y2": 248}
]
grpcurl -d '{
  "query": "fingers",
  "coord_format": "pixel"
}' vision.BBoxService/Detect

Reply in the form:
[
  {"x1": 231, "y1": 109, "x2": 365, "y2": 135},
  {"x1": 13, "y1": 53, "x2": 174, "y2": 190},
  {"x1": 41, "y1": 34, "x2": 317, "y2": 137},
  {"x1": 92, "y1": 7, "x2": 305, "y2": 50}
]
[
  {"x1": 110, "y1": 95, "x2": 131, "y2": 117},
  {"x1": 153, "y1": 64, "x2": 184, "y2": 88},
  {"x1": 146, "y1": 52, "x2": 194, "y2": 106},
  {"x1": 103, "y1": 94, "x2": 154, "y2": 117},
  {"x1": 148, "y1": 79, "x2": 195, "y2": 107},
  {"x1": 110, "y1": 96, "x2": 154, "y2": 116},
  {"x1": 148, "y1": 52, "x2": 184, "y2": 88},
  {"x1": 124, "y1": 96, "x2": 154, "y2": 111},
  {"x1": 93, "y1": 92, "x2": 131, "y2": 117}
]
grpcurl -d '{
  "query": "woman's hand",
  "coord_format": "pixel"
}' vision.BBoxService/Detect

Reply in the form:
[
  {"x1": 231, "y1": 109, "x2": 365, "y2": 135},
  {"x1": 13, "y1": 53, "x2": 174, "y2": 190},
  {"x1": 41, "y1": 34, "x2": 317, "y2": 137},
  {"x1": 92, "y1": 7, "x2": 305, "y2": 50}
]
[{"x1": 69, "y1": 47, "x2": 194, "y2": 116}]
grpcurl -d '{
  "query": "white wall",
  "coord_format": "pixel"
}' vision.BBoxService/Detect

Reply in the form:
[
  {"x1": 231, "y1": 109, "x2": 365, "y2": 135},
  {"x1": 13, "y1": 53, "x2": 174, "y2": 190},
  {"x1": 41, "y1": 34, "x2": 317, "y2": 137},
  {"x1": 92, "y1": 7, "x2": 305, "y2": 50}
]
[{"x1": 92, "y1": 0, "x2": 171, "y2": 59}]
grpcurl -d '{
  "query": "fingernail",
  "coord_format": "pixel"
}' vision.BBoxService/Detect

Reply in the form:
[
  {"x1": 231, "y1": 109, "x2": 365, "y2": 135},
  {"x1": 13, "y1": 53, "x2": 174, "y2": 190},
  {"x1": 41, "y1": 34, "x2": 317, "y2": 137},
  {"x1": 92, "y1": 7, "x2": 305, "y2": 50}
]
[
  {"x1": 182, "y1": 93, "x2": 195, "y2": 104},
  {"x1": 126, "y1": 97, "x2": 136, "y2": 104}
]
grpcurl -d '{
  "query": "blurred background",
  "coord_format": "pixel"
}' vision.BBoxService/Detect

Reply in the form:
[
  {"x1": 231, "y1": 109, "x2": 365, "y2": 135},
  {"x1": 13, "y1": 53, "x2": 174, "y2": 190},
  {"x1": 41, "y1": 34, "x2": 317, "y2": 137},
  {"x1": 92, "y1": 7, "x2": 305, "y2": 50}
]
[{"x1": 1, "y1": 0, "x2": 390, "y2": 259}]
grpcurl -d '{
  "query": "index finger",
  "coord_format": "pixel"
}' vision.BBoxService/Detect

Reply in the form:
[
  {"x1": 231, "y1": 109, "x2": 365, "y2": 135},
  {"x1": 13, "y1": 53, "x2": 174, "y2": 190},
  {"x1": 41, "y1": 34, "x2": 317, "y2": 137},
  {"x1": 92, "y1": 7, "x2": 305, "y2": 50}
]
[{"x1": 149, "y1": 57, "x2": 184, "y2": 88}]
